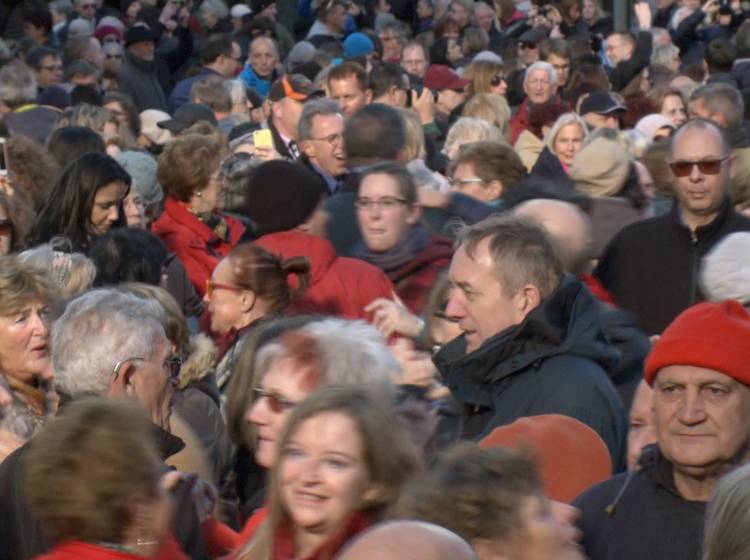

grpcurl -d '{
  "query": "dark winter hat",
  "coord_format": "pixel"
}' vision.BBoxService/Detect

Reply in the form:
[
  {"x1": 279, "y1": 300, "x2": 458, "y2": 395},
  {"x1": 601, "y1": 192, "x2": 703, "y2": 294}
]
[
  {"x1": 268, "y1": 74, "x2": 324, "y2": 102},
  {"x1": 157, "y1": 103, "x2": 217, "y2": 133},
  {"x1": 38, "y1": 85, "x2": 71, "y2": 110},
  {"x1": 644, "y1": 300, "x2": 750, "y2": 386},
  {"x1": 519, "y1": 26, "x2": 548, "y2": 45},
  {"x1": 124, "y1": 23, "x2": 155, "y2": 47},
  {"x1": 251, "y1": 0, "x2": 275, "y2": 14},
  {"x1": 244, "y1": 161, "x2": 328, "y2": 236},
  {"x1": 579, "y1": 91, "x2": 626, "y2": 116}
]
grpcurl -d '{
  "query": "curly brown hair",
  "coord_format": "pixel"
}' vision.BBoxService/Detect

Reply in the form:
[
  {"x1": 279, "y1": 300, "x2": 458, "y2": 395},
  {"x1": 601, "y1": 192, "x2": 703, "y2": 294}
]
[{"x1": 157, "y1": 131, "x2": 227, "y2": 202}]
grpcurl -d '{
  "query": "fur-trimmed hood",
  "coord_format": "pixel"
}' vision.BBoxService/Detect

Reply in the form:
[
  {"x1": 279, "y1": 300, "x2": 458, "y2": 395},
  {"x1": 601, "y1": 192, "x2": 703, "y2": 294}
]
[{"x1": 177, "y1": 334, "x2": 218, "y2": 391}]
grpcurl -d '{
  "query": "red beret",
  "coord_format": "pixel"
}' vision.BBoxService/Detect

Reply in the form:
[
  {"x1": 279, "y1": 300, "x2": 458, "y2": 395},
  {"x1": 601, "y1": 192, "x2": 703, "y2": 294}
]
[
  {"x1": 645, "y1": 300, "x2": 750, "y2": 386},
  {"x1": 479, "y1": 414, "x2": 612, "y2": 503}
]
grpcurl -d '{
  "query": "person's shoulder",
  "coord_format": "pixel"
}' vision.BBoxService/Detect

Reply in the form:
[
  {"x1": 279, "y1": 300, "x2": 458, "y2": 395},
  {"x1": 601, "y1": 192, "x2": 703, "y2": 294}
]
[
  {"x1": 573, "y1": 470, "x2": 634, "y2": 510},
  {"x1": 605, "y1": 211, "x2": 674, "y2": 248}
]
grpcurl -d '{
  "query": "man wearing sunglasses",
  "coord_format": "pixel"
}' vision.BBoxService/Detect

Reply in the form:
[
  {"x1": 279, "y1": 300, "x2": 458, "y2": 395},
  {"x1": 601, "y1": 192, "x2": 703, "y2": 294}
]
[{"x1": 595, "y1": 119, "x2": 750, "y2": 336}]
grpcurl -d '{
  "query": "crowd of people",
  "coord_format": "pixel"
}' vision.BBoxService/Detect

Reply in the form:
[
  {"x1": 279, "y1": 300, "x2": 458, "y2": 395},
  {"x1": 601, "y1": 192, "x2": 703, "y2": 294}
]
[{"x1": 2, "y1": 0, "x2": 750, "y2": 557}]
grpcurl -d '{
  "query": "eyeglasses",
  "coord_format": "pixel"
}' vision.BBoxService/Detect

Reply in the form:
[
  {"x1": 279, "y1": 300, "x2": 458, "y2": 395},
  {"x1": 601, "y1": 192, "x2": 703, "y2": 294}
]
[
  {"x1": 669, "y1": 157, "x2": 729, "y2": 178},
  {"x1": 519, "y1": 42, "x2": 537, "y2": 50},
  {"x1": 112, "y1": 355, "x2": 182, "y2": 384},
  {"x1": 354, "y1": 196, "x2": 409, "y2": 211},
  {"x1": 253, "y1": 387, "x2": 298, "y2": 413},
  {"x1": 310, "y1": 132, "x2": 343, "y2": 146},
  {"x1": 451, "y1": 177, "x2": 484, "y2": 189},
  {"x1": 40, "y1": 64, "x2": 63, "y2": 71},
  {"x1": 527, "y1": 78, "x2": 550, "y2": 87},
  {"x1": 205, "y1": 278, "x2": 244, "y2": 298},
  {"x1": 490, "y1": 74, "x2": 506, "y2": 87}
]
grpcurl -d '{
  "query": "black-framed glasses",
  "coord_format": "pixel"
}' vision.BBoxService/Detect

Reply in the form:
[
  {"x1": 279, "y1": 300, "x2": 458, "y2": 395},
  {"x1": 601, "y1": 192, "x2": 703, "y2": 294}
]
[
  {"x1": 669, "y1": 157, "x2": 729, "y2": 178},
  {"x1": 252, "y1": 387, "x2": 298, "y2": 413},
  {"x1": 354, "y1": 196, "x2": 409, "y2": 211},
  {"x1": 490, "y1": 74, "x2": 506, "y2": 87}
]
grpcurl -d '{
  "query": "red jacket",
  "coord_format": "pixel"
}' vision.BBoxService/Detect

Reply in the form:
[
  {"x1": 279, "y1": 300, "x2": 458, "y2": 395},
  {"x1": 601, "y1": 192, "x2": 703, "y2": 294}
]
[
  {"x1": 152, "y1": 198, "x2": 245, "y2": 295},
  {"x1": 202, "y1": 507, "x2": 268, "y2": 558},
  {"x1": 34, "y1": 538, "x2": 188, "y2": 560},
  {"x1": 388, "y1": 235, "x2": 453, "y2": 314},
  {"x1": 255, "y1": 230, "x2": 394, "y2": 321}
]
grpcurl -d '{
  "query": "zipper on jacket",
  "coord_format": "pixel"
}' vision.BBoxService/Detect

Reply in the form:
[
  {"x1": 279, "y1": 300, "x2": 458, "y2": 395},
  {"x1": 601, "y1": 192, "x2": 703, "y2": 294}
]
[{"x1": 688, "y1": 228, "x2": 699, "y2": 304}]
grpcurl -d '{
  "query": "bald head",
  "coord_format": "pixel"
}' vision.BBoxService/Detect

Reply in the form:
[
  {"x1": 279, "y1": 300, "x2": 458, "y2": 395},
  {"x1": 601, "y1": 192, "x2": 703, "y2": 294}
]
[
  {"x1": 513, "y1": 199, "x2": 593, "y2": 274},
  {"x1": 337, "y1": 521, "x2": 477, "y2": 560}
]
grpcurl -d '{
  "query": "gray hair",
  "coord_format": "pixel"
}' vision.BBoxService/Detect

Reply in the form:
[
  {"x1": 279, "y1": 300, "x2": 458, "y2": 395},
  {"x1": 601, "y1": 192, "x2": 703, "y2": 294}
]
[
  {"x1": 202, "y1": 0, "x2": 229, "y2": 19},
  {"x1": 254, "y1": 318, "x2": 399, "y2": 399},
  {"x1": 0, "y1": 62, "x2": 37, "y2": 109},
  {"x1": 690, "y1": 83, "x2": 745, "y2": 129},
  {"x1": 650, "y1": 43, "x2": 679, "y2": 70},
  {"x1": 19, "y1": 242, "x2": 96, "y2": 301},
  {"x1": 702, "y1": 461, "x2": 750, "y2": 560},
  {"x1": 298, "y1": 98, "x2": 343, "y2": 141},
  {"x1": 50, "y1": 0, "x2": 74, "y2": 17},
  {"x1": 524, "y1": 61, "x2": 557, "y2": 88},
  {"x1": 377, "y1": 19, "x2": 410, "y2": 43},
  {"x1": 443, "y1": 117, "x2": 502, "y2": 156},
  {"x1": 52, "y1": 289, "x2": 166, "y2": 397},
  {"x1": 700, "y1": 232, "x2": 750, "y2": 305}
]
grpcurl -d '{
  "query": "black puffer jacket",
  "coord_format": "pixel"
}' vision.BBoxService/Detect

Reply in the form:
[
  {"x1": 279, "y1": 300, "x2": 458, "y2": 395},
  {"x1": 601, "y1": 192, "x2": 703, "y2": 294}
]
[
  {"x1": 573, "y1": 444, "x2": 706, "y2": 560},
  {"x1": 433, "y1": 275, "x2": 628, "y2": 470}
]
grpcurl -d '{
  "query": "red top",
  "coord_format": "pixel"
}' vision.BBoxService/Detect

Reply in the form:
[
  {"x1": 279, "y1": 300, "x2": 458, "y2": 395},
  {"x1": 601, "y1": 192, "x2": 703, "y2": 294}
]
[
  {"x1": 255, "y1": 230, "x2": 394, "y2": 321},
  {"x1": 151, "y1": 198, "x2": 245, "y2": 295},
  {"x1": 202, "y1": 507, "x2": 269, "y2": 558},
  {"x1": 33, "y1": 538, "x2": 188, "y2": 560}
]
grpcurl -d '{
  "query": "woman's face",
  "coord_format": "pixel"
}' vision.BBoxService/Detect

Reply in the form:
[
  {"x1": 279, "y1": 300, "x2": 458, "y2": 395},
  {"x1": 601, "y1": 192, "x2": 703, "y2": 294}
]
[
  {"x1": 247, "y1": 357, "x2": 312, "y2": 468},
  {"x1": 124, "y1": 183, "x2": 145, "y2": 229},
  {"x1": 447, "y1": 39, "x2": 463, "y2": 63},
  {"x1": 582, "y1": 0, "x2": 596, "y2": 22},
  {"x1": 279, "y1": 411, "x2": 372, "y2": 540},
  {"x1": 90, "y1": 180, "x2": 128, "y2": 236},
  {"x1": 0, "y1": 300, "x2": 51, "y2": 383},
  {"x1": 104, "y1": 101, "x2": 128, "y2": 129},
  {"x1": 553, "y1": 123, "x2": 584, "y2": 167},
  {"x1": 0, "y1": 204, "x2": 11, "y2": 256},
  {"x1": 489, "y1": 73, "x2": 508, "y2": 96},
  {"x1": 193, "y1": 168, "x2": 226, "y2": 213},
  {"x1": 204, "y1": 257, "x2": 248, "y2": 334},
  {"x1": 661, "y1": 94, "x2": 687, "y2": 127},
  {"x1": 509, "y1": 494, "x2": 584, "y2": 560},
  {"x1": 566, "y1": 2, "x2": 581, "y2": 22}
]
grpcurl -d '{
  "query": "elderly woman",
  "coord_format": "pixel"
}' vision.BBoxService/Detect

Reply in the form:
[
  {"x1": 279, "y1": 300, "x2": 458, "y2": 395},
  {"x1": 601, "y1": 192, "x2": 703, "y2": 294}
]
[
  {"x1": 25, "y1": 398, "x2": 177, "y2": 559},
  {"x1": 442, "y1": 117, "x2": 502, "y2": 160},
  {"x1": 236, "y1": 386, "x2": 422, "y2": 560},
  {"x1": 530, "y1": 112, "x2": 588, "y2": 181},
  {"x1": 152, "y1": 131, "x2": 245, "y2": 295},
  {"x1": 0, "y1": 257, "x2": 56, "y2": 442}
]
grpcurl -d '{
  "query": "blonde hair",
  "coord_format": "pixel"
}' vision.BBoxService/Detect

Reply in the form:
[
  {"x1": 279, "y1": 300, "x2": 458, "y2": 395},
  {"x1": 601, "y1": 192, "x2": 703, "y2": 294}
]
[
  {"x1": 462, "y1": 93, "x2": 511, "y2": 138},
  {"x1": 542, "y1": 112, "x2": 588, "y2": 154},
  {"x1": 0, "y1": 255, "x2": 55, "y2": 316},
  {"x1": 463, "y1": 59, "x2": 504, "y2": 96},
  {"x1": 397, "y1": 108, "x2": 427, "y2": 161},
  {"x1": 55, "y1": 103, "x2": 137, "y2": 150}
]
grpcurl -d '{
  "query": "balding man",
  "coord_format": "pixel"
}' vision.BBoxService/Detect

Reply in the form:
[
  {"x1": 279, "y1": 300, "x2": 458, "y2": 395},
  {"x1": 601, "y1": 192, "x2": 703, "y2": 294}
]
[
  {"x1": 240, "y1": 36, "x2": 279, "y2": 100},
  {"x1": 513, "y1": 198, "x2": 650, "y2": 410},
  {"x1": 338, "y1": 521, "x2": 477, "y2": 560},
  {"x1": 594, "y1": 118, "x2": 750, "y2": 335}
]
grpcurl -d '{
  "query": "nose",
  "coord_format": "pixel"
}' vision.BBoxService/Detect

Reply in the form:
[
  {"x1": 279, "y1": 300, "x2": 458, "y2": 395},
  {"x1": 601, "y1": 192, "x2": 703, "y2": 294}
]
[
  {"x1": 677, "y1": 389, "x2": 707, "y2": 426},
  {"x1": 246, "y1": 396, "x2": 268, "y2": 427},
  {"x1": 443, "y1": 288, "x2": 466, "y2": 321},
  {"x1": 107, "y1": 205, "x2": 119, "y2": 223},
  {"x1": 689, "y1": 162, "x2": 703, "y2": 181},
  {"x1": 30, "y1": 311, "x2": 49, "y2": 337}
]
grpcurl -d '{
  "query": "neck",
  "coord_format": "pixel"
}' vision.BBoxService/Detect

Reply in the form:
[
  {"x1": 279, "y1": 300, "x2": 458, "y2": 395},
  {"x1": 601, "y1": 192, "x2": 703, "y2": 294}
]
[
  {"x1": 680, "y1": 207, "x2": 720, "y2": 232},
  {"x1": 294, "y1": 527, "x2": 330, "y2": 559},
  {"x1": 673, "y1": 469, "x2": 719, "y2": 502}
]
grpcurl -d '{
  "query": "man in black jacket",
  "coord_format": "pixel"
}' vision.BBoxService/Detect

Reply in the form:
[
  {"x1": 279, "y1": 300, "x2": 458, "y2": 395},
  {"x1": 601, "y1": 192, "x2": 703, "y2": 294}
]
[
  {"x1": 433, "y1": 215, "x2": 627, "y2": 469},
  {"x1": 604, "y1": 2, "x2": 653, "y2": 92},
  {"x1": 574, "y1": 299, "x2": 750, "y2": 560},
  {"x1": 594, "y1": 118, "x2": 750, "y2": 335}
]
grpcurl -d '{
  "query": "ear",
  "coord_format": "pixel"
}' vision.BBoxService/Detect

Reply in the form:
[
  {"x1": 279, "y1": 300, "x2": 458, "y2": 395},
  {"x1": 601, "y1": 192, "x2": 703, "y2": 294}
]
[
  {"x1": 485, "y1": 179, "x2": 504, "y2": 200},
  {"x1": 728, "y1": 152, "x2": 737, "y2": 180},
  {"x1": 514, "y1": 283, "x2": 542, "y2": 320},
  {"x1": 406, "y1": 203, "x2": 422, "y2": 225},
  {"x1": 271, "y1": 101, "x2": 282, "y2": 121},
  {"x1": 300, "y1": 139, "x2": 315, "y2": 157},
  {"x1": 239, "y1": 289, "x2": 257, "y2": 314},
  {"x1": 364, "y1": 88, "x2": 374, "y2": 105},
  {"x1": 108, "y1": 360, "x2": 137, "y2": 397}
]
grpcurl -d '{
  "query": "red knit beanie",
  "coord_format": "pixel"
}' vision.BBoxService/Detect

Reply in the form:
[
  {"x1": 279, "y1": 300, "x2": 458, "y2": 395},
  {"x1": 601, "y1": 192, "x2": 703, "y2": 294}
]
[
  {"x1": 479, "y1": 414, "x2": 612, "y2": 503},
  {"x1": 644, "y1": 300, "x2": 750, "y2": 386}
]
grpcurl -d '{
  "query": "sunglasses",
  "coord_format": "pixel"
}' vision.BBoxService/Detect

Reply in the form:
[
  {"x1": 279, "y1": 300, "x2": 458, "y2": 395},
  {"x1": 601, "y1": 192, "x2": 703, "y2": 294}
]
[
  {"x1": 669, "y1": 157, "x2": 729, "y2": 178},
  {"x1": 519, "y1": 42, "x2": 537, "y2": 50},
  {"x1": 253, "y1": 387, "x2": 298, "y2": 413},
  {"x1": 205, "y1": 278, "x2": 244, "y2": 298},
  {"x1": 490, "y1": 74, "x2": 506, "y2": 87}
]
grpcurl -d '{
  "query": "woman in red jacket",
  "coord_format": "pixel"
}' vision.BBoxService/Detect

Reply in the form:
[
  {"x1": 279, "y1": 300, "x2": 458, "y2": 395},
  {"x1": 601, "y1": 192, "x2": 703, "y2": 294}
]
[
  {"x1": 152, "y1": 130, "x2": 244, "y2": 296},
  {"x1": 235, "y1": 385, "x2": 422, "y2": 560},
  {"x1": 25, "y1": 398, "x2": 185, "y2": 560}
]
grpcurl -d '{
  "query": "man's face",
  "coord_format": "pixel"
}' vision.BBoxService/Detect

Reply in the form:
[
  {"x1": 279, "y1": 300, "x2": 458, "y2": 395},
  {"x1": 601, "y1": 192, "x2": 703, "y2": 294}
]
[
  {"x1": 87, "y1": 37, "x2": 105, "y2": 69},
  {"x1": 129, "y1": 39, "x2": 155, "y2": 62},
  {"x1": 401, "y1": 45, "x2": 428, "y2": 77},
  {"x1": 518, "y1": 42, "x2": 539, "y2": 66},
  {"x1": 583, "y1": 111, "x2": 619, "y2": 129},
  {"x1": 356, "y1": 172, "x2": 419, "y2": 253},
  {"x1": 523, "y1": 68, "x2": 553, "y2": 104},
  {"x1": 605, "y1": 34, "x2": 631, "y2": 66},
  {"x1": 436, "y1": 88, "x2": 467, "y2": 114},
  {"x1": 329, "y1": 76, "x2": 370, "y2": 118},
  {"x1": 449, "y1": 1, "x2": 470, "y2": 27},
  {"x1": 670, "y1": 125, "x2": 731, "y2": 223},
  {"x1": 274, "y1": 97, "x2": 304, "y2": 140},
  {"x1": 474, "y1": 4, "x2": 495, "y2": 31},
  {"x1": 34, "y1": 55, "x2": 63, "y2": 88},
  {"x1": 379, "y1": 30, "x2": 402, "y2": 61},
  {"x1": 653, "y1": 365, "x2": 750, "y2": 479},
  {"x1": 220, "y1": 42, "x2": 241, "y2": 77},
  {"x1": 75, "y1": 0, "x2": 97, "y2": 20},
  {"x1": 546, "y1": 53, "x2": 570, "y2": 88},
  {"x1": 327, "y1": 4, "x2": 348, "y2": 33},
  {"x1": 302, "y1": 113, "x2": 347, "y2": 177},
  {"x1": 250, "y1": 38, "x2": 278, "y2": 77},
  {"x1": 444, "y1": 240, "x2": 527, "y2": 353},
  {"x1": 689, "y1": 97, "x2": 727, "y2": 128}
]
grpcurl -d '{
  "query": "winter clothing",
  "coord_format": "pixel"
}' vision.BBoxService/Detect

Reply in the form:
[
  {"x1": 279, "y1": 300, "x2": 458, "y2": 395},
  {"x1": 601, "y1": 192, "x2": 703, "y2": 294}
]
[
  {"x1": 255, "y1": 230, "x2": 394, "y2": 321},
  {"x1": 118, "y1": 50, "x2": 169, "y2": 112},
  {"x1": 573, "y1": 444, "x2": 706, "y2": 560},
  {"x1": 433, "y1": 275, "x2": 628, "y2": 470},
  {"x1": 33, "y1": 540, "x2": 188, "y2": 560},
  {"x1": 2, "y1": 105, "x2": 59, "y2": 145},
  {"x1": 480, "y1": 414, "x2": 613, "y2": 503},
  {"x1": 0, "y1": 374, "x2": 56, "y2": 441},
  {"x1": 152, "y1": 198, "x2": 245, "y2": 295},
  {"x1": 606, "y1": 31, "x2": 652, "y2": 92},
  {"x1": 700, "y1": 232, "x2": 750, "y2": 303},
  {"x1": 239, "y1": 65, "x2": 277, "y2": 100},
  {"x1": 594, "y1": 196, "x2": 750, "y2": 335},
  {"x1": 587, "y1": 196, "x2": 647, "y2": 260},
  {"x1": 168, "y1": 67, "x2": 222, "y2": 113},
  {"x1": 571, "y1": 137, "x2": 630, "y2": 198},
  {"x1": 514, "y1": 129, "x2": 545, "y2": 172},
  {"x1": 644, "y1": 300, "x2": 750, "y2": 385},
  {"x1": 529, "y1": 146, "x2": 571, "y2": 183},
  {"x1": 509, "y1": 96, "x2": 568, "y2": 145},
  {"x1": 353, "y1": 229, "x2": 453, "y2": 314}
]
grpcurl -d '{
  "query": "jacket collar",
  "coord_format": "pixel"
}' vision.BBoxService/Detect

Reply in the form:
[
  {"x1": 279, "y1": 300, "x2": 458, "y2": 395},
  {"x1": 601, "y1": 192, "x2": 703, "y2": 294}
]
[
  {"x1": 160, "y1": 198, "x2": 225, "y2": 244},
  {"x1": 670, "y1": 195, "x2": 734, "y2": 242},
  {"x1": 256, "y1": 230, "x2": 337, "y2": 284}
]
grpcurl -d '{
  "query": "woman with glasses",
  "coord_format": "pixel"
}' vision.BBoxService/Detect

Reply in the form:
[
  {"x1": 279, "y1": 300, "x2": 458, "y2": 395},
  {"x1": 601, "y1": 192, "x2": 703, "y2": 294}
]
[
  {"x1": 235, "y1": 386, "x2": 422, "y2": 560},
  {"x1": 463, "y1": 59, "x2": 508, "y2": 98},
  {"x1": 152, "y1": 130, "x2": 245, "y2": 296}
]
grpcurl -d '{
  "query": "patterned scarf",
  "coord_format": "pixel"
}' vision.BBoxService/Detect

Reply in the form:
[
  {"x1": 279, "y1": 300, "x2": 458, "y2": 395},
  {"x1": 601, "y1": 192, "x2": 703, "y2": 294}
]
[{"x1": 353, "y1": 227, "x2": 430, "y2": 280}]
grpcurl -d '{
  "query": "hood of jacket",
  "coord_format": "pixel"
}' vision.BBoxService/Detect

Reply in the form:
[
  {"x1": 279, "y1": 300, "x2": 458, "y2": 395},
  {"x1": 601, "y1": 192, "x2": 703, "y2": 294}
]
[
  {"x1": 256, "y1": 229, "x2": 337, "y2": 286},
  {"x1": 178, "y1": 333, "x2": 218, "y2": 390},
  {"x1": 434, "y1": 274, "x2": 620, "y2": 402}
]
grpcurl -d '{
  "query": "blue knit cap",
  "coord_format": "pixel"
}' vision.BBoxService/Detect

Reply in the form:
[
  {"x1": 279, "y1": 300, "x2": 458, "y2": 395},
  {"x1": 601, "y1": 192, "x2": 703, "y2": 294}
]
[{"x1": 344, "y1": 33, "x2": 374, "y2": 59}]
